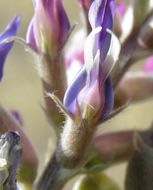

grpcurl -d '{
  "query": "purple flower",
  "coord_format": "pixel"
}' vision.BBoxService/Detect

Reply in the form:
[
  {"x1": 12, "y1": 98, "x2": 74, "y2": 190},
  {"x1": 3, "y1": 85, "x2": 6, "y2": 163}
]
[
  {"x1": 144, "y1": 56, "x2": 153, "y2": 73},
  {"x1": 64, "y1": 0, "x2": 120, "y2": 123},
  {"x1": 26, "y1": 0, "x2": 70, "y2": 54},
  {"x1": 0, "y1": 16, "x2": 21, "y2": 80},
  {"x1": 89, "y1": 0, "x2": 115, "y2": 59},
  {"x1": 116, "y1": 2, "x2": 126, "y2": 17}
]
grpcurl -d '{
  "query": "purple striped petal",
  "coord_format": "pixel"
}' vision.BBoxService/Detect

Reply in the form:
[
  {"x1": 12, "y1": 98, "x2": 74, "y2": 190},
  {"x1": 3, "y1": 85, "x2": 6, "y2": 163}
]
[
  {"x1": 84, "y1": 27, "x2": 101, "y2": 85},
  {"x1": 101, "y1": 77, "x2": 114, "y2": 118},
  {"x1": 63, "y1": 67, "x2": 87, "y2": 113},
  {"x1": 89, "y1": 0, "x2": 114, "y2": 60},
  {"x1": 0, "y1": 16, "x2": 21, "y2": 80},
  {"x1": 99, "y1": 3, "x2": 114, "y2": 60},
  {"x1": 100, "y1": 29, "x2": 120, "y2": 81}
]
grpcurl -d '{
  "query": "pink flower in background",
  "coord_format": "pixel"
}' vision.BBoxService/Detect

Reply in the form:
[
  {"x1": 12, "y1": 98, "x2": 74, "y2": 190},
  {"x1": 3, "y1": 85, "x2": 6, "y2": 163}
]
[
  {"x1": 65, "y1": 29, "x2": 86, "y2": 84},
  {"x1": 116, "y1": 2, "x2": 126, "y2": 17},
  {"x1": 144, "y1": 56, "x2": 153, "y2": 73}
]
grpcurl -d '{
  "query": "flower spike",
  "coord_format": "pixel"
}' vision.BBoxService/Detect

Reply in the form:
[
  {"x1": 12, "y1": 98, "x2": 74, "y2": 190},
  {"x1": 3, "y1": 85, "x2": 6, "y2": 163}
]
[{"x1": 64, "y1": 0, "x2": 118, "y2": 123}]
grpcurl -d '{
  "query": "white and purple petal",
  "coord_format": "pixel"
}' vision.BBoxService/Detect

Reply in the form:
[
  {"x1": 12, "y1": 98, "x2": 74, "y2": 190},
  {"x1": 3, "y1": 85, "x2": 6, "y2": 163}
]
[
  {"x1": 63, "y1": 67, "x2": 87, "y2": 113},
  {"x1": 89, "y1": 0, "x2": 114, "y2": 60},
  {"x1": 101, "y1": 29, "x2": 120, "y2": 81},
  {"x1": 84, "y1": 26, "x2": 101, "y2": 84}
]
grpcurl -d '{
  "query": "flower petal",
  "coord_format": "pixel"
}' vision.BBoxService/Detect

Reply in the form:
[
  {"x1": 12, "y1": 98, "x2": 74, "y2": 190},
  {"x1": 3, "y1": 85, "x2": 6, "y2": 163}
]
[
  {"x1": 84, "y1": 26, "x2": 101, "y2": 84},
  {"x1": 89, "y1": 0, "x2": 114, "y2": 60},
  {"x1": 144, "y1": 56, "x2": 153, "y2": 73},
  {"x1": 101, "y1": 77, "x2": 114, "y2": 118},
  {"x1": 101, "y1": 29, "x2": 120, "y2": 81},
  {"x1": 0, "y1": 16, "x2": 21, "y2": 80},
  {"x1": 63, "y1": 67, "x2": 87, "y2": 113},
  {"x1": 56, "y1": 0, "x2": 70, "y2": 42},
  {"x1": 120, "y1": 5, "x2": 134, "y2": 42},
  {"x1": 26, "y1": 18, "x2": 38, "y2": 52}
]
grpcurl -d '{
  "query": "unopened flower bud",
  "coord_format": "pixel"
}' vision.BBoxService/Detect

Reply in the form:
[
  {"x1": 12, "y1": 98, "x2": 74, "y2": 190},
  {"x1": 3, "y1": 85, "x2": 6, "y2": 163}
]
[
  {"x1": 27, "y1": 0, "x2": 70, "y2": 127},
  {"x1": 27, "y1": 0, "x2": 70, "y2": 55}
]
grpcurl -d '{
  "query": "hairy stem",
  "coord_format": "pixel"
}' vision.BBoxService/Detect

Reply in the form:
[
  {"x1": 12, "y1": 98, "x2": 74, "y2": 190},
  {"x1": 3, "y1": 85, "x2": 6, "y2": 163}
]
[
  {"x1": 40, "y1": 54, "x2": 67, "y2": 127},
  {"x1": 36, "y1": 125, "x2": 153, "y2": 189}
]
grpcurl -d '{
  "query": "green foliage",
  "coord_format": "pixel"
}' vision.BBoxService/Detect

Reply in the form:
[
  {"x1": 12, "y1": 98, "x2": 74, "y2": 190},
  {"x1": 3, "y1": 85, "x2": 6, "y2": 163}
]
[{"x1": 73, "y1": 172, "x2": 120, "y2": 190}]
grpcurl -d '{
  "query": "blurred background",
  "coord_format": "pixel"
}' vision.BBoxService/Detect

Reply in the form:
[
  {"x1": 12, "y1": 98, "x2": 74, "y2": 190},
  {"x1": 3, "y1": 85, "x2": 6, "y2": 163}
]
[{"x1": 0, "y1": 0, "x2": 153, "y2": 189}]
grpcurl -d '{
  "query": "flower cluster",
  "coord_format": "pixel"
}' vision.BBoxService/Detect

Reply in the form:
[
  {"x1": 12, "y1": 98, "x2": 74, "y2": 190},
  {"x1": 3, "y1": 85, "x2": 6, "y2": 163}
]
[
  {"x1": 64, "y1": 0, "x2": 120, "y2": 125},
  {"x1": 1, "y1": 0, "x2": 153, "y2": 190}
]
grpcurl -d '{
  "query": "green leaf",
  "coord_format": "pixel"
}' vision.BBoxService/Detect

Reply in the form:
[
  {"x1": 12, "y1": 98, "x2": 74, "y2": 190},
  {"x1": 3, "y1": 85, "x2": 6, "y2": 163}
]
[{"x1": 73, "y1": 172, "x2": 120, "y2": 190}]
